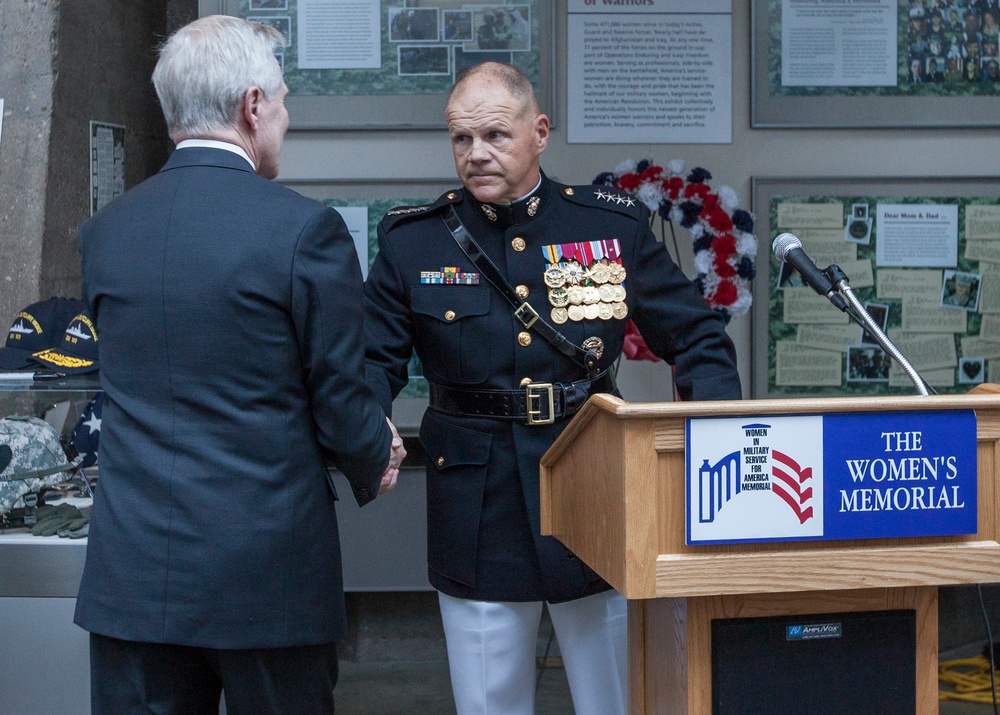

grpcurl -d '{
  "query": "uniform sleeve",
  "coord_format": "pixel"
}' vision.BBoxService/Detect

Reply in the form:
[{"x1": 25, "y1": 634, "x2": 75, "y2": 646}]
[
  {"x1": 292, "y1": 206, "x2": 392, "y2": 506},
  {"x1": 627, "y1": 213, "x2": 742, "y2": 402},
  {"x1": 363, "y1": 224, "x2": 416, "y2": 416}
]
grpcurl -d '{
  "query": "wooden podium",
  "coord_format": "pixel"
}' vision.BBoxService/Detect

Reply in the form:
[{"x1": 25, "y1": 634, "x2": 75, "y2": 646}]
[{"x1": 539, "y1": 391, "x2": 1000, "y2": 714}]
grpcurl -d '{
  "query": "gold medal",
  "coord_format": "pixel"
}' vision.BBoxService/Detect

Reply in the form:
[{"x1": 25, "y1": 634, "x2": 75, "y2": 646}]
[
  {"x1": 543, "y1": 266, "x2": 567, "y2": 288},
  {"x1": 598, "y1": 302, "x2": 614, "y2": 320},
  {"x1": 608, "y1": 263, "x2": 627, "y2": 283},
  {"x1": 598, "y1": 284, "x2": 617, "y2": 303},
  {"x1": 567, "y1": 285, "x2": 585, "y2": 305},
  {"x1": 614, "y1": 285, "x2": 627, "y2": 302},
  {"x1": 568, "y1": 305, "x2": 586, "y2": 322},
  {"x1": 548, "y1": 287, "x2": 569, "y2": 307},
  {"x1": 611, "y1": 301, "x2": 629, "y2": 319},
  {"x1": 588, "y1": 262, "x2": 611, "y2": 284},
  {"x1": 582, "y1": 286, "x2": 601, "y2": 305},
  {"x1": 584, "y1": 303, "x2": 600, "y2": 320},
  {"x1": 551, "y1": 307, "x2": 569, "y2": 324}
]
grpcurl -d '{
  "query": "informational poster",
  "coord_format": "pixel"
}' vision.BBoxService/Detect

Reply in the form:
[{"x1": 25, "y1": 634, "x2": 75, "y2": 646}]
[
  {"x1": 566, "y1": 0, "x2": 732, "y2": 144},
  {"x1": 295, "y1": 0, "x2": 381, "y2": 69},
  {"x1": 770, "y1": 0, "x2": 1000, "y2": 97},
  {"x1": 781, "y1": 0, "x2": 897, "y2": 87},
  {"x1": 875, "y1": 204, "x2": 959, "y2": 268},
  {"x1": 757, "y1": 182, "x2": 1000, "y2": 397},
  {"x1": 89, "y1": 121, "x2": 125, "y2": 216}
]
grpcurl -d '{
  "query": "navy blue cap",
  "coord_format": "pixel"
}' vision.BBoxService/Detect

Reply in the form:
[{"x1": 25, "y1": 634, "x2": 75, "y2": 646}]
[
  {"x1": 0, "y1": 297, "x2": 88, "y2": 370},
  {"x1": 30, "y1": 309, "x2": 99, "y2": 374}
]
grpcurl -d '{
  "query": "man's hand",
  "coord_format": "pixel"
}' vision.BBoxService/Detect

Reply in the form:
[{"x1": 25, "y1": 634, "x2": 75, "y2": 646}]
[{"x1": 379, "y1": 418, "x2": 406, "y2": 493}]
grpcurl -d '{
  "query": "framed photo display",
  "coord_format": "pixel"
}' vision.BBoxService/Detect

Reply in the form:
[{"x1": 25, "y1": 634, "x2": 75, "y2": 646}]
[
  {"x1": 199, "y1": 0, "x2": 555, "y2": 130},
  {"x1": 752, "y1": 176, "x2": 1000, "y2": 399},
  {"x1": 751, "y1": 0, "x2": 1000, "y2": 127}
]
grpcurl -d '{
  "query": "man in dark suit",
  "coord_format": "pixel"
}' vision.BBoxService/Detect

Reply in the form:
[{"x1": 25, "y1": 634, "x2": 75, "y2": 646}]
[
  {"x1": 364, "y1": 63, "x2": 740, "y2": 714},
  {"x1": 74, "y1": 15, "x2": 404, "y2": 714}
]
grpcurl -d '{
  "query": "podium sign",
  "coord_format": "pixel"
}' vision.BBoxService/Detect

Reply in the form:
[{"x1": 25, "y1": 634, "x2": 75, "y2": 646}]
[{"x1": 687, "y1": 410, "x2": 978, "y2": 545}]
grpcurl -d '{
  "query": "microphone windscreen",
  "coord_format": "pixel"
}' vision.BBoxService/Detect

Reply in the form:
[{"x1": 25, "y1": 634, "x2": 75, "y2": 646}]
[{"x1": 772, "y1": 232, "x2": 802, "y2": 261}]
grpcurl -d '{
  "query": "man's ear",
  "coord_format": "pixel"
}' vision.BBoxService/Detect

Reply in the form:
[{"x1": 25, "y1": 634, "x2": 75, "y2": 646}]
[
  {"x1": 534, "y1": 113, "x2": 550, "y2": 154},
  {"x1": 242, "y1": 86, "x2": 264, "y2": 130}
]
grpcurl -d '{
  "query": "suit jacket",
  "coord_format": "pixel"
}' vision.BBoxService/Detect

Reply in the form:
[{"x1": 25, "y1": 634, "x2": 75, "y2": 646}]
[
  {"x1": 365, "y1": 174, "x2": 741, "y2": 603},
  {"x1": 74, "y1": 147, "x2": 391, "y2": 648}
]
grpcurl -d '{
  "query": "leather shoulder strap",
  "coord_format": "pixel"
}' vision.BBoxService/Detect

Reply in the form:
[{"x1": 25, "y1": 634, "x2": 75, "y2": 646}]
[{"x1": 443, "y1": 206, "x2": 598, "y2": 377}]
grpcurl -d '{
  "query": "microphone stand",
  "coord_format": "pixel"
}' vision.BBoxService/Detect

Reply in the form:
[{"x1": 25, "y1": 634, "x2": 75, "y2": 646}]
[{"x1": 824, "y1": 265, "x2": 931, "y2": 397}]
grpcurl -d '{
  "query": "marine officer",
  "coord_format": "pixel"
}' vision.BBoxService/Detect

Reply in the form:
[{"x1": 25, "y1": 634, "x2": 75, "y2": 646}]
[{"x1": 364, "y1": 62, "x2": 741, "y2": 715}]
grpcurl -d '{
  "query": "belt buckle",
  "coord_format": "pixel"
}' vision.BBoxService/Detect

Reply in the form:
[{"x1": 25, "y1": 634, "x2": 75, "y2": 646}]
[
  {"x1": 525, "y1": 382, "x2": 555, "y2": 425},
  {"x1": 514, "y1": 302, "x2": 539, "y2": 329}
]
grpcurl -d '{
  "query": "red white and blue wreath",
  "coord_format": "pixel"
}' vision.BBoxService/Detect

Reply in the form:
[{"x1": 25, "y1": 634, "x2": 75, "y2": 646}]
[{"x1": 592, "y1": 159, "x2": 756, "y2": 360}]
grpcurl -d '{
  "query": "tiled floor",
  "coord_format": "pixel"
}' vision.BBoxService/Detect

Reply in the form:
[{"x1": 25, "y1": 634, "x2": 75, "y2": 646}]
[
  {"x1": 336, "y1": 659, "x2": 573, "y2": 715},
  {"x1": 335, "y1": 657, "x2": 1000, "y2": 714}
]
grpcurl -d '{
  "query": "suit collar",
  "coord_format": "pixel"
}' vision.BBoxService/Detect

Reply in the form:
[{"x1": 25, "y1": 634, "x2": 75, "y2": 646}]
[{"x1": 161, "y1": 146, "x2": 257, "y2": 174}]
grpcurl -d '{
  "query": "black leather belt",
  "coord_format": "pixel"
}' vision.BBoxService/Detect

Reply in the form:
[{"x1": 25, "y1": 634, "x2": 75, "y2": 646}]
[{"x1": 428, "y1": 370, "x2": 616, "y2": 425}]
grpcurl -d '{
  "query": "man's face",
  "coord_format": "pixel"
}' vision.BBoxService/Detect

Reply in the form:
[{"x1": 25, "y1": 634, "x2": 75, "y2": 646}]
[
  {"x1": 255, "y1": 77, "x2": 290, "y2": 180},
  {"x1": 445, "y1": 79, "x2": 549, "y2": 204}
]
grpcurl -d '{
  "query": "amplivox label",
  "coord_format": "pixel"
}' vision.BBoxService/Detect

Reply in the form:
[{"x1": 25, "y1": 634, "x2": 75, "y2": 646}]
[{"x1": 786, "y1": 622, "x2": 842, "y2": 641}]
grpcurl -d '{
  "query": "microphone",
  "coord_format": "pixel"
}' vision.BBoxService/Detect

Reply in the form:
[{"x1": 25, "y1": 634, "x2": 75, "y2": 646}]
[
  {"x1": 772, "y1": 232, "x2": 848, "y2": 311},
  {"x1": 772, "y1": 232, "x2": 835, "y2": 295}
]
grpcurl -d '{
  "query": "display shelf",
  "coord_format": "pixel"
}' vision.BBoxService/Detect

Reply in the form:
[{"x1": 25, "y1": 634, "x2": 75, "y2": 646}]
[{"x1": 0, "y1": 373, "x2": 101, "y2": 393}]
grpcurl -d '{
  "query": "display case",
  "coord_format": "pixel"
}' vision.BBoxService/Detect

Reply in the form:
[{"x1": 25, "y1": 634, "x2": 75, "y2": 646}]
[{"x1": 0, "y1": 375, "x2": 99, "y2": 715}]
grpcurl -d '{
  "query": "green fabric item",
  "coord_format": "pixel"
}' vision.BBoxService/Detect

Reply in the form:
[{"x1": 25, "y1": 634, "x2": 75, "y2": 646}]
[{"x1": 31, "y1": 503, "x2": 85, "y2": 536}]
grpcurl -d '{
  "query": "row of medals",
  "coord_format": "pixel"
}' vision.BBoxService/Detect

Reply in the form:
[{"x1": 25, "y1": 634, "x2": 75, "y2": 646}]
[{"x1": 543, "y1": 259, "x2": 629, "y2": 324}]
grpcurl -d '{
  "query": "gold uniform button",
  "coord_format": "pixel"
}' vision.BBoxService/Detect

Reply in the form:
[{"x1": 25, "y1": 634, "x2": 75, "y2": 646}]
[
  {"x1": 444, "y1": 310, "x2": 456, "y2": 321},
  {"x1": 515, "y1": 284, "x2": 529, "y2": 299},
  {"x1": 564, "y1": 188, "x2": 575, "y2": 196},
  {"x1": 519, "y1": 377, "x2": 533, "y2": 386},
  {"x1": 436, "y1": 456, "x2": 445, "y2": 467},
  {"x1": 518, "y1": 332, "x2": 532, "y2": 347},
  {"x1": 447, "y1": 192, "x2": 457, "y2": 200},
  {"x1": 512, "y1": 237, "x2": 526, "y2": 251}
]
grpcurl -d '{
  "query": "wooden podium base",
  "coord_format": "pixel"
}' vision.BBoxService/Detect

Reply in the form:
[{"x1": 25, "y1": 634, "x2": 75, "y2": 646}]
[{"x1": 628, "y1": 586, "x2": 939, "y2": 715}]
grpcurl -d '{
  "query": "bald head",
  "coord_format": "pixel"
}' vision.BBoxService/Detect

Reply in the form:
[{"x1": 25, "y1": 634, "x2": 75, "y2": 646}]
[{"x1": 448, "y1": 62, "x2": 539, "y2": 117}]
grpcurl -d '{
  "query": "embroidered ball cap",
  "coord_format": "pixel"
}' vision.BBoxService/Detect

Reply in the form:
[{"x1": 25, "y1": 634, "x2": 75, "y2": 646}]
[
  {"x1": 30, "y1": 310, "x2": 99, "y2": 374},
  {"x1": 0, "y1": 297, "x2": 88, "y2": 370}
]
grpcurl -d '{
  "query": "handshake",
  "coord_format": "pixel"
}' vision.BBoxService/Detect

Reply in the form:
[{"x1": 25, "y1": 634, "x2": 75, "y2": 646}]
[{"x1": 379, "y1": 418, "x2": 407, "y2": 494}]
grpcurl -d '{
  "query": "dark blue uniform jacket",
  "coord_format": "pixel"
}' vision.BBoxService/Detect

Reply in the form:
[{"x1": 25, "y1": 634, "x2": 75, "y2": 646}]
[{"x1": 365, "y1": 174, "x2": 741, "y2": 602}]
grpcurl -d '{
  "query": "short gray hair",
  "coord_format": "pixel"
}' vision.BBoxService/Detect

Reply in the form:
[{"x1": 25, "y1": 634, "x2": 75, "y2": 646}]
[
  {"x1": 449, "y1": 62, "x2": 539, "y2": 115},
  {"x1": 152, "y1": 15, "x2": 287, "y2": 137}
]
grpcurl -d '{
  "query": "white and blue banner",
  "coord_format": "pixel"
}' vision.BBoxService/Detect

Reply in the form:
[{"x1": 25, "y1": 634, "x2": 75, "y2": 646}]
[{"x1": 686, "y1": 410, "x2": 977, "y2": 545}]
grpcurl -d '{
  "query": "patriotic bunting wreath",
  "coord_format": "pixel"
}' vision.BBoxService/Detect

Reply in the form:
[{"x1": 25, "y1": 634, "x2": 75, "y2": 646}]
[{"x1": 592, "y1": 159, "x2": 757, "y2": 323}]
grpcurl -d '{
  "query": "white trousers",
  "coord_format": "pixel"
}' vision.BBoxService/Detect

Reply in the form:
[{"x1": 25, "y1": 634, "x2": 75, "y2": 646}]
[{"x1": 438, "y1": 589, "x2": 627, "y2": 715}]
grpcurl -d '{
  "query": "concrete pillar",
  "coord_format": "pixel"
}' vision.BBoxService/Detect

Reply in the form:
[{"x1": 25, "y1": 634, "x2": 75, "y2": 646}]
[{"x1": 0, "y1": 0, "x2": 180, "y2": 327}]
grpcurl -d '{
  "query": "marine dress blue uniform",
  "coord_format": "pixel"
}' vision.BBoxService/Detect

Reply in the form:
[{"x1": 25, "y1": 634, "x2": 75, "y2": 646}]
[{"x1": 364, "y1": 173, "x2": 741, "y2": 713}]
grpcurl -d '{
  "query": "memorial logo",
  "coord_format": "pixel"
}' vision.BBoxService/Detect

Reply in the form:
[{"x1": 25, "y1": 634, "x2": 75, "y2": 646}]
[
  {"x1": 687, "y1": 410, "x2": 977, "y2": 545},
  {"x1": 688, "y1": 416, "x2": 825, "y2": 543}
]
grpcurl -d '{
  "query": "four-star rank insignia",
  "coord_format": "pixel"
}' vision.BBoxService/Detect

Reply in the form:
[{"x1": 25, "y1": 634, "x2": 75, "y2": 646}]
[{"x1": 594, "y1": 189, "x2": 636, "y2": 207}]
